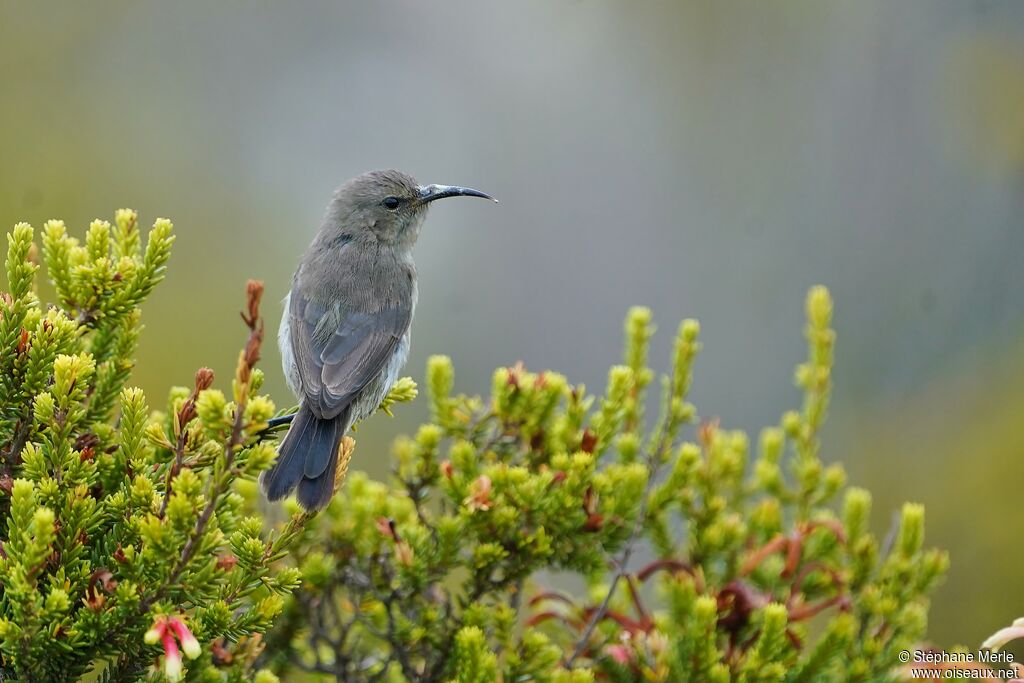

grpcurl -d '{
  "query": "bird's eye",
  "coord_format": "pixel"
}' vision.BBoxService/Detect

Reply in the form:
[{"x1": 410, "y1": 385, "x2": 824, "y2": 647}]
[{"x1": 382, "y1": 196, "x2": 401, "y2": 210}]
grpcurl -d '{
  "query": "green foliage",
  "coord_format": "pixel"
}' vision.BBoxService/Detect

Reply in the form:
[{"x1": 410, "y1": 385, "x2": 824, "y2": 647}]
[
  {"x1": 260, "y1": 289, "x2": 948, "y2": 681},
  {"x1": 0, "y1": 210, "x2": 948, "y2": 682},
  {"x1": 0, "y1": 214, "x2": 313, "y2": 682}
]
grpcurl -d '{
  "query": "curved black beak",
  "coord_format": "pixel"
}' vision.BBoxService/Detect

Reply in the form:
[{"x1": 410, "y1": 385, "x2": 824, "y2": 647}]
[{"x1": 417, "y1": 184, "x2": 498, "y2": 205}]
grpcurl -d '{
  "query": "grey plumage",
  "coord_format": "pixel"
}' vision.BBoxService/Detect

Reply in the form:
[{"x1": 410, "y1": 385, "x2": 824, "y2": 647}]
[{"x1": 261, "y1": 169, "x2": 494, "y2": 510}]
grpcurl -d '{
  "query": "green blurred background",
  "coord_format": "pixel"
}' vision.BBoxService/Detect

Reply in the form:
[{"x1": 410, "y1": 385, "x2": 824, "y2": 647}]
[{"x1": 2, "y1": 1, "x2": 1022, "y2": 650}]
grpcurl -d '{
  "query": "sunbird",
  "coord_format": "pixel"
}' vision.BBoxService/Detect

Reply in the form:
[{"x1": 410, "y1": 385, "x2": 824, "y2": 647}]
[{"x1": 261, "y1": 170, "x2": 495, "y2": 510}]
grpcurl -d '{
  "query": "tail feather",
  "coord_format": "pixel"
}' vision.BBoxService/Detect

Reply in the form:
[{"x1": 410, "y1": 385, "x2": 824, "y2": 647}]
[
  {"x1": 297, "y1": 446, "x2": 339, "y2": 510},
  {"x1": 261, "y1": 405, "x2": 347, "y2": 510}
]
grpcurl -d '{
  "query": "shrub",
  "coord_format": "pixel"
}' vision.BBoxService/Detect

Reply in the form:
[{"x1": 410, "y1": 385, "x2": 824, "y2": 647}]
[
  {"x1": 259, "y1": 292, "x2": 948, "y2": 682},
  {"x1": 0, "y1": 214, "x2": 317, "y2": 682},
  {"x1": 0, "y1": 212, "x2": 948, "y2": 682}
]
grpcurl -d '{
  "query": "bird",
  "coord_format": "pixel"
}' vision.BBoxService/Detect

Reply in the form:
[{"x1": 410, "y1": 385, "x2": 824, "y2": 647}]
[{"x1": 260, "y1": 169, "x2": 496, "y2": 510}]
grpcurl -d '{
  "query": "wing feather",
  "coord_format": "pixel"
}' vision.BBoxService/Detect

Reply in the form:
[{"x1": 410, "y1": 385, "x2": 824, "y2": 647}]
[{"x1": 289, "y1": 285, "x2": 411, "y2": 420}]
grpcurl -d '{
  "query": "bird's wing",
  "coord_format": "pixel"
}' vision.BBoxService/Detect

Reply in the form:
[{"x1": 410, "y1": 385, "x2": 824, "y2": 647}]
[{"x1": 289, "y1": 285, "x2": 412, "y2": 420}]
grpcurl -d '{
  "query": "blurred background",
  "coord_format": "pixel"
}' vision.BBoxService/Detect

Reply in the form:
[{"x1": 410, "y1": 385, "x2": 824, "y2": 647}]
[{"x1": 2, "y1": 0, "x2": 1022, "y2": 650}]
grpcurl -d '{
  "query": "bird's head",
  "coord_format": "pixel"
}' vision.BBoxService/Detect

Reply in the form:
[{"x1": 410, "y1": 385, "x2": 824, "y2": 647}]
[{"x1": 324, "y1": 169, "x2": 495, "y2": 248}]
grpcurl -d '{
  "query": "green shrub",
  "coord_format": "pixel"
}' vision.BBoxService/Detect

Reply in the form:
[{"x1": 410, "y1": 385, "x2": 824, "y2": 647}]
[
  {"x1": 0, "y1": 212, "x2": 947, "y2": 682},
  {"x1": 0, "y1": 214, "x2": 317, "y2": 682},
  {"x1": 259, "y1": 293, "x2": 948, "y2": 682}
]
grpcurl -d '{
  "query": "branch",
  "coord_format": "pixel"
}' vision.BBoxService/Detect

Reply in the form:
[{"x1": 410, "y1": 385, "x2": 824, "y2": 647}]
[
  {"x1": 564, "y1": 379, "x2": 682, "y2": 667},
  {"x1": 157, "y1": 368, "x2": 214, "y2": 518},
  {"x1": 141, "y1": 281, "x2": 264, "y2": 612}
]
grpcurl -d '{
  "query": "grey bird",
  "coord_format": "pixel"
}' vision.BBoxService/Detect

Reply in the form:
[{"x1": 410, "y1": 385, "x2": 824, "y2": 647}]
[{"x1": 261, "y1": 169, "x2": 495, "y2": 510}]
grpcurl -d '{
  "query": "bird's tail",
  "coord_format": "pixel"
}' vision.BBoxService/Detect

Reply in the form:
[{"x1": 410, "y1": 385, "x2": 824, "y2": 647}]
[{"x1": 260, "y1": 405, "x2": 349, "y2": 511}]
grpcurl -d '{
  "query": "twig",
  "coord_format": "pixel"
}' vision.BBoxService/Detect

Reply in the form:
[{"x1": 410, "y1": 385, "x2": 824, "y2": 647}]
[
  {"x1": 157, "y1": 368, "x2": 214, "y2": 518},
  {"x1": 140, "y1": 281, "x2": 264, "y2": 613},
  {"x1": 565, "y1": 551, "x2": 631, "y2": 666},
  {"x1": 564, "y1": 381, "x2": 681, "y2": 667},
  {"x1": 3, "y1": 418, "x2": 32, "y2": 470},
  {"x1": 383, "y1": 589, "x2": 420, "y2": 681}
]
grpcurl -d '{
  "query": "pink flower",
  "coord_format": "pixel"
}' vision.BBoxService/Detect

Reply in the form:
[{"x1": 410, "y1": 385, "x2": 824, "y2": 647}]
[
  {"x1": 605, "y1": 643, "x2": 633, "y2": 665},
  {"x1": 145, "y1": 614, "x2": 201, "y2": 681},
  {"x1": 464, "y1": 475, "x2": 493, "y2": 511},
  {"x1": 143, "y1": 618, "x2": 166, "y2": 646},
  {"x1": 161, "y1": 630, "x2": 182, "y2": 681},
  {"x1": 983, "y1": 618, "x2": 1024, "y2": 652},
  {"x1": 169, "y1": 616, "x2": 202, "y2": 659}
]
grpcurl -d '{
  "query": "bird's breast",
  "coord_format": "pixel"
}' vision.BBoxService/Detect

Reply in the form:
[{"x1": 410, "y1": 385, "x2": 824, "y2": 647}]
[
  {"x1": 278, "y1": 292, "x2": 302, "y2": 398},
  {"x1": 350, "y1": 330, "x2": 411, "y2": 423}
]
